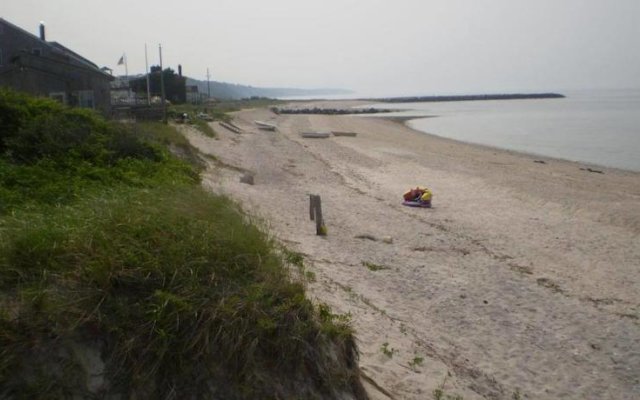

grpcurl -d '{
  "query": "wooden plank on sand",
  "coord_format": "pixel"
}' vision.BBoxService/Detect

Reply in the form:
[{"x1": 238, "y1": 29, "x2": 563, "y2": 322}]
[
  {"x1": 332, "y1": 131, "x2": 358, "y2": 137},
  {"x1": 219, "y1": 121, "x2": 242, "y2": 134}
]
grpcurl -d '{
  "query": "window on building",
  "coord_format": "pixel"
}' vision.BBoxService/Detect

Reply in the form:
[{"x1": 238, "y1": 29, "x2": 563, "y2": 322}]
[
  {"x1": 49, "y1": 92, "x2": 66, "y2": 104},
  {"x1": 77, "y1": 90, "x2": 95, "y2": 109}
]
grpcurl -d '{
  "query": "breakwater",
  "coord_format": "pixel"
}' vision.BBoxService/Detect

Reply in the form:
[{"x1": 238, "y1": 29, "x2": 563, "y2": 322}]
[
  {"x1": 272, "y1": 106, "x2": 394, "y2": 115},
  {"x1": 373, "y1": 93, "x2": 565, "y2": 103}
]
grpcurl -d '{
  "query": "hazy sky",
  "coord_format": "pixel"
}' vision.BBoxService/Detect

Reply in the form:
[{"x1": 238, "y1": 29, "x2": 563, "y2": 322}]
[{"x1": 4, "y1": 0, "x2": 640, "y2": 95}]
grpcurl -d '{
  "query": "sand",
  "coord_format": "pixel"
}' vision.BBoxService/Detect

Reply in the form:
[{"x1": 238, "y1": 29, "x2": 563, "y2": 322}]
[{"x1": 180, "y1": 102, "x2": 640, "y2": 400}]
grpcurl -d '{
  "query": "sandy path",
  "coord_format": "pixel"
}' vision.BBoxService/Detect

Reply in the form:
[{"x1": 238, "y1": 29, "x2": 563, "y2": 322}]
[{"x1": 181, "y1": 103, "x2": 640, "y2": 400}]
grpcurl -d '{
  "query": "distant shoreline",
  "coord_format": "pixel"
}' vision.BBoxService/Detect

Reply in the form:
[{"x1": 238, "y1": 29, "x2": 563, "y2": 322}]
[{"x1": 363, "y1": 93, "x2": 565, "y2": 103}]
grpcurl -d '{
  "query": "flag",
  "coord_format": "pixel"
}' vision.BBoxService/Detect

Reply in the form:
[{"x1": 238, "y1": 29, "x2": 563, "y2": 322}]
[{"x1": 117, "y1": 55, "x2": 125, "y2": 65}]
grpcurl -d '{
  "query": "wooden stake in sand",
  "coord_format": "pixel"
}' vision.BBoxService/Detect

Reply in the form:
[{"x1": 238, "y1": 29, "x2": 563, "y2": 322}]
[{"x1": 309, "y1": 194, "x2": 327, "y2": 236}]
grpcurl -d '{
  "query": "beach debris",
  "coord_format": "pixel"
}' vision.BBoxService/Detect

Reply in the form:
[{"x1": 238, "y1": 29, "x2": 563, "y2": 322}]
[
  {"x1": 508, "y1": 262, "x2": 534, "y2": 275},
  {"x1": 255, "y1": 120, "x2": 277, "y2": 131},
  {"x1": 176, "y1": 112, "x2": 190, "y2": 124},
  {"x1": 240, "y1": 173, "x2": 254, "y2": 185},
  {"x1": 536, "y1": 277, "x2": 563, "y2": 293},
  {"x1": 301, "y1": 131, "x2": 331, "y2": 139},
  {"x1": 332, "y1": 131, "x2": 358, "y2": 137},
  {"x1": 309, "y1": 194, "x2": 327, "y2": 236},
  {"x1": 534, "y1": 160, "x2": 547, "y2": 164},
  {"x1": 412, "y1": 246, "x2": 430, "y2": 252},
  {"x1": 580, "y1": 167, "x2": 604, "y2": 174},
  {"x1": 196, "y1": 112, "x2": 214, "y2": 121},
  {"x1": 402, "y1": 187, "x2": 432, "y2": 208},
  {"x1": 355, "y1": 234, "x2": 378, "y2": 241},
  {"x1": 382, "y1": 236, "x2": 393, "y2": 244}
]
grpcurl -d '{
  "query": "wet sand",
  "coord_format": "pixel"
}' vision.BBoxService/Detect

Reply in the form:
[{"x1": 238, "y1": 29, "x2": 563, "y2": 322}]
[{"x1": 180, "y1": 102, "x2": 640, "y2": 400}]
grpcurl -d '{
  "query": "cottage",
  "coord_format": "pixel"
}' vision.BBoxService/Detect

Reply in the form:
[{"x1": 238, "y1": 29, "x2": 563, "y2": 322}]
[{"x1": 0, "y1": 18, "x2": 114, "y2": 114}]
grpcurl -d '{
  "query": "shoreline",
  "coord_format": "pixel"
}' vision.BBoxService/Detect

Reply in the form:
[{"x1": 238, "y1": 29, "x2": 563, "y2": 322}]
[
  {"x1": 183, "y1": 102, "x2": 640, "y2": 399},
  {"x1": 395, "y1": 115, "x2": 639, "y2": 175},
  {"x1": 408, "y1": 122, "x2": 640, "y2": 174},
  {"x1": 354, "y1": 110, "x2": 640, "y2": 175}
]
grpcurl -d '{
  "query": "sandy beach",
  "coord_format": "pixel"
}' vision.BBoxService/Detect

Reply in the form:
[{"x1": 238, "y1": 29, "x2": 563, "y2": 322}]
[{"x1": 181, "y1": 102, "x2": 640, "y2": 400}]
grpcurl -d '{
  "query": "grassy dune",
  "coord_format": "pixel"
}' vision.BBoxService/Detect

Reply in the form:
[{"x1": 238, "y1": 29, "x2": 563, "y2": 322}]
[{"x1": 0, "y1": 90, "x2": 365, "y2": 399}]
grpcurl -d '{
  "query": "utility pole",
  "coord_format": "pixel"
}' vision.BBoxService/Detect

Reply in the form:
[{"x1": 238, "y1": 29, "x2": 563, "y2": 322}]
[
  {"x1": 145, "y1": 44, "x2": 151, "y2": 105},
  {"x1": 206, "y1": 68, "x2": 211, "y2": 99},
  {"x1": 159, "y1": 44, "x2": 167, "y2": 123}
]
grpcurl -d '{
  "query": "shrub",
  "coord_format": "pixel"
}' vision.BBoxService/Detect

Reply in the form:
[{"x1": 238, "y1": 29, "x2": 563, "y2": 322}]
[{"x1": 0, "y1": 90, "x2": 200, "y2": 213}]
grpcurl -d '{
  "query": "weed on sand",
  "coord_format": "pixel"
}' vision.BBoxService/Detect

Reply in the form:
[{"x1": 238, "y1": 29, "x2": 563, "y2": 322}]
[{"x1": 362, "y1": 261, "x2": 390, "y2": 272}]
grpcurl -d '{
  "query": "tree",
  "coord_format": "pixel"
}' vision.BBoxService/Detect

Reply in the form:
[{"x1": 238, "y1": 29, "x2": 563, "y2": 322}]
[{"x1": 130, "y1": 66, "x2": 186, "y2": 104}]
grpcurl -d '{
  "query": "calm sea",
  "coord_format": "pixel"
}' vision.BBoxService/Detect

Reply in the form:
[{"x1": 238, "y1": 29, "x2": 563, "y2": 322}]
[{"x1": 364, "y1": 89, "x2": 640, "y2": 171}]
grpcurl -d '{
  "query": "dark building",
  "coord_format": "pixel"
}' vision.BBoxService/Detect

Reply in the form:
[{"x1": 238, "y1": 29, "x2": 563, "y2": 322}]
[{"x1": 0, "y1": 18, "x2": 114, "y2": 114}]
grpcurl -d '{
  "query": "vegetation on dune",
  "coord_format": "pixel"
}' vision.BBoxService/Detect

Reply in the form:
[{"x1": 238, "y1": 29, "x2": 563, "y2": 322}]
[
  {"x1": 170, "y1": 97, "x2": 284, "y2": 138},
  {"x1": 0, "y1": 89, "x2": 365, "y2": 399},
  {"x1": 0, "y1": 90, "x2": 198, "y2": 212}
]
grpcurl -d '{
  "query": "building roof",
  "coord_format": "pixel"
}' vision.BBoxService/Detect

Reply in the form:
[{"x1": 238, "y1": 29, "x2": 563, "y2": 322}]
[{"x1": 0, "y1": 17, "x2": 111, "y2": 79}]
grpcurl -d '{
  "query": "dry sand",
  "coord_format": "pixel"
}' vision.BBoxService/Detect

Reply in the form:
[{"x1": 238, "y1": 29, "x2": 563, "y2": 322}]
[{"x1": 180, "y1": 102, "x2": 640, "y2": 400}]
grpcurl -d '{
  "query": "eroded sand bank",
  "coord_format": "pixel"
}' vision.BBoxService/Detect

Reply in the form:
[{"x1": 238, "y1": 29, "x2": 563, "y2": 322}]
[{"x1": 180, "y1": 102, "x2": 640, "y2": 400}]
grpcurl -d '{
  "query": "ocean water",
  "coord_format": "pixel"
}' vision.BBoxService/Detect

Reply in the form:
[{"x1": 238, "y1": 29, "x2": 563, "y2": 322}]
[{"x1": 365, "y1": 89, "x2": 640, "y2": 172}]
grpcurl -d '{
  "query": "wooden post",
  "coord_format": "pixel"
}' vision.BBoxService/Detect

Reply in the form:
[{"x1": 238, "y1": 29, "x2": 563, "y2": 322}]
[
  {"x1": 309, "y1": 194, "x2": 327, "y2": 236},
  {"x1": 314, "y1": 196, "x2": 325, "y2": 235}
]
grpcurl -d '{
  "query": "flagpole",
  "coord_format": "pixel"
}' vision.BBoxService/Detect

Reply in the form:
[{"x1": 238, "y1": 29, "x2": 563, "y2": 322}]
[
  {"x1": 159, "y1": 44, "x2": 167, "y2": 124},
  {"x1": 124, "y1": 53, "x2": 128, "y2": 78},
  {"x1": 144, "y1": 44, "x2": 151, "y2": 105}
]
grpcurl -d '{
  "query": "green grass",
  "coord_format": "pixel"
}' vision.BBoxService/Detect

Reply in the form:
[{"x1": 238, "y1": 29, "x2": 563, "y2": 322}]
[
  {"x1": 433, "y1": 372, "x2": 464, "y2": 400},
  {"x1": 380, "y1": 342, "x2": 396, "y2": 358},
  {"x1": 130, "y1": 121, "x2": 205, "y2": 165},
  {"x1": 0, "y1": 187, "x2": 358, "y2": 397},
  {"x1": 409, "y1": 356, "x2": 424, "y2": 371},
  {"x1": 191, "y1": 117, "x2": 217, "y2": 137},
  {"x1": 0, "y1": 89, "x2": 365, "y2": 399},
  {"x1": 0, "y1": 90, "x2": 200, "y2": 213}
]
